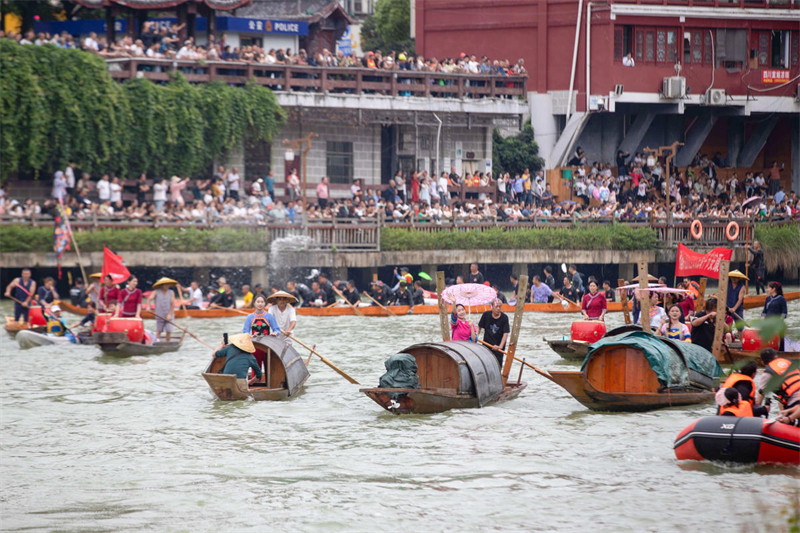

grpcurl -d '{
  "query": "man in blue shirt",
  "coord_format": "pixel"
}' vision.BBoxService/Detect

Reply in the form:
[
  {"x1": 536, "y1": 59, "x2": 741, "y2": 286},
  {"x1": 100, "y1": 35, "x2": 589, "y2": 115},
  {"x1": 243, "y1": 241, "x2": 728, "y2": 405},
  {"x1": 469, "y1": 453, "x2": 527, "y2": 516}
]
[
  {"x1": 530, "y1": 275, "x2": 553, "y2": 303},
  {"x1": 264, "y1": 170, "x2": 275, "y2": 199}
]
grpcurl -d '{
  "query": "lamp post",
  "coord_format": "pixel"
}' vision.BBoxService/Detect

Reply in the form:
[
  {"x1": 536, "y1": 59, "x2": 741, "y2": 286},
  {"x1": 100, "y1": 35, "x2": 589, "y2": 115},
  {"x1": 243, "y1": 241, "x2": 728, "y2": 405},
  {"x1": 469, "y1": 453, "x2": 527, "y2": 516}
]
[{"x1": 282, "y1": 132, "x2": 318, "y2": 212}]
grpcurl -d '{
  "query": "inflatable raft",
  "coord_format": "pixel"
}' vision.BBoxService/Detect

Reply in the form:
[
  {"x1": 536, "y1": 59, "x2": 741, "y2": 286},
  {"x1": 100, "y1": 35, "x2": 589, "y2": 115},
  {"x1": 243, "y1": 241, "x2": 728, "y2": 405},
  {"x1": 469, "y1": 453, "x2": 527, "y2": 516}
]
[{"x1": 674, "y1": 416, "x2": 799, "y2": 465}]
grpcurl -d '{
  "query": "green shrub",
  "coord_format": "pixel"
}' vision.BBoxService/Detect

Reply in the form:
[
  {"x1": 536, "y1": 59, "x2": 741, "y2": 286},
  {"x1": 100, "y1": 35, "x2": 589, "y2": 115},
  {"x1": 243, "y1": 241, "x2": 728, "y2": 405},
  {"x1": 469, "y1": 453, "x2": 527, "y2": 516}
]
[
  {"x1": 380, "y1": 224, "x2": 659, "y2": 251},
  {"x1": 755, "y1": 223, "x2": 800, "y2": 273}
]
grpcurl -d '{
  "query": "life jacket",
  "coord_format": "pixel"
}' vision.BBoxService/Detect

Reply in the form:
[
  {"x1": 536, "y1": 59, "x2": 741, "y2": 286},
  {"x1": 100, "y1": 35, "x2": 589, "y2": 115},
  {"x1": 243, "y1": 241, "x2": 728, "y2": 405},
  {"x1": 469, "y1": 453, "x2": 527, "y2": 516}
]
[
  {"x1": 249, "y1": 312, "x2": 272, "y2": 336},
  {"x1": 721, "y1": 373, "x2": 756, "y2": 405},
  {"x1": 688, "y1": 281, "x2": 701, "y2": 300},
  {"x1": 719, "y1": 401, "x2": 754, "y2": 417},
  {"x1": 765, "y1": 358, "x2": 800, "y2": 404},
  {"x1": 47, "y1": 318, "x2": 65, "y2": 336}
]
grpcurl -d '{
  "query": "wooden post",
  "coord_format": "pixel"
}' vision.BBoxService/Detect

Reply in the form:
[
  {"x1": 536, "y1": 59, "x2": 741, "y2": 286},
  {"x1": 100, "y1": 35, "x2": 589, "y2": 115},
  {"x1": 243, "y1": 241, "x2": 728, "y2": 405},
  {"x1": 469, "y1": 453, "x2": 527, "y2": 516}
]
[
  {"x1": 618, "y1": 278, "x2": 631, "y2": 325},
  {"x1": 502, "y1": 275, "x2": 529, "y2": 386},
  {"x1": 695, "y1": 278, "x2": 707, "y2": 313},
  {"x1": 638, "y1": 261, "x2": 651, "y2": 334},
  {"x1": 711, "y1": 260, "x2": 730, "y2": 362},
  {"x1": 59, "y1": 199, "x2": 88, "y2": 286},
  {"x1": 436, "y1": 271, "x2": 450, "y2": 342}
]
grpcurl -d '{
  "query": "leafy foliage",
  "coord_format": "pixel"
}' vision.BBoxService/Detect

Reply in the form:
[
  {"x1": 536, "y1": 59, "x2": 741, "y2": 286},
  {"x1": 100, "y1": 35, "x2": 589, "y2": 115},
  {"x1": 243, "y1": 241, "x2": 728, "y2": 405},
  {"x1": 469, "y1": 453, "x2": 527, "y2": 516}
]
[
  {"x1": 755, "y1": 223, "x2": 800, "y2": 274},
  {"x1": 0, "y1": 40, "x2": 286, "y2": 181},
  {"x1": 360, "y1": 0, "x2": 415, "y2": 54},
  {"x1": 492, "y1": 121, "x2": 545, "y2": 177},
  {"x1": 380, "y1": 224, "x2": 658, "y2": 251},
  {"x1": 0, "y1": 226, "x2": 268, "y2": 253}
]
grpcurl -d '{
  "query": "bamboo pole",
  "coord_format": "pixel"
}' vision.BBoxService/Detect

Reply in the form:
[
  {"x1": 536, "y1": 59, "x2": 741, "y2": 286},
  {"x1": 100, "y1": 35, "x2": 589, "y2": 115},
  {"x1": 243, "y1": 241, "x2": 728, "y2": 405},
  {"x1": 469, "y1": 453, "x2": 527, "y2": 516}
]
[
  {"x1": 59, "y1": 198, "x2": 88, "y2": 285},
  {"x1": 502, "y1": 274, "x2": 528, "y2": 386},
  {"x1": 618, "y1": 278, "x2": 631, "y2": 325},
  {"x1": 711, "y1": 260, "x2": 730, "y2": 362},
  {"x1": 637, "y1": 261, "x2": 651, "y2": 334},
  {"x1": 330, "y1": 284, "x2": 364, "y2": 316},
  {"x1": 436, "y1": 271, "x2": 450, "y2": 341},
  {"x1": 152, "y1": 312, "x2": 214, "y2": 349},
  {"x1": 286, "y1": 334, "x2": 359, "y2": 384},
  {"x1": 695, "y1": 278, "x2": 707, "y2": 313}
]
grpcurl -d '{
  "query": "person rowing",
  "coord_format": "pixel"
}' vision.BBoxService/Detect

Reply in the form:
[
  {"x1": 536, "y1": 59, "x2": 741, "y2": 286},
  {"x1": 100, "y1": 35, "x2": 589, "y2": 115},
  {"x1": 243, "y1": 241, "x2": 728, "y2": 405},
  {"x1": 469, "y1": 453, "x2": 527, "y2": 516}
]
[
  {"x1": 147, "y1": 277, "x2": 177, "y2": 341},
  {"x1": 478, "y1": 299, "x2": 510, "y2": 368},
  {"x1": 266, "y1": 291, "x2": 296, "y2": 341},
  {"x1": 4, "y1": 268, "x2": 36, "y2": 323},
  {"x1": 214, "y1": 333, "x2": 262, "y2": 385}
]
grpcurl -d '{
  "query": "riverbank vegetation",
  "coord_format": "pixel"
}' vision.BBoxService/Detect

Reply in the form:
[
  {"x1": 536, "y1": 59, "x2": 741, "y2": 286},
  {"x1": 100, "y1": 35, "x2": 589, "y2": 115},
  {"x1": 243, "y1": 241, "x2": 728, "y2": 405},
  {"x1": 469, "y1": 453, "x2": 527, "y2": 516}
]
[
  {"x1": 0, "y1": 40, "x2": 285, "y2": 181},
  {"x1": 755, "y1": 222, "x2": 800, "y2": 273},
  {"x1": 0, "y1": 226, "x2": 268, "y2": 253},
  {"x1": 380, "y1": 224, "x2": 659, "y2": 251}
]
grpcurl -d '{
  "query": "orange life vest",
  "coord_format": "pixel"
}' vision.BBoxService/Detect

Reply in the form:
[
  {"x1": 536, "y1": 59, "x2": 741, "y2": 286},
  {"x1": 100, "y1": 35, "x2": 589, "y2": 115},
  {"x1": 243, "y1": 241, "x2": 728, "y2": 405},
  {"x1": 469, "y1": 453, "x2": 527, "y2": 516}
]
[
  {"x1": 765, "y1": 358, "x2": 800, "y2": 404},
  {"x1": 721, "y1": 373, "x2": 757, "y2": 405},
  {"x1": 719, "y1": 401, "x2": 754, "y2": 417}
]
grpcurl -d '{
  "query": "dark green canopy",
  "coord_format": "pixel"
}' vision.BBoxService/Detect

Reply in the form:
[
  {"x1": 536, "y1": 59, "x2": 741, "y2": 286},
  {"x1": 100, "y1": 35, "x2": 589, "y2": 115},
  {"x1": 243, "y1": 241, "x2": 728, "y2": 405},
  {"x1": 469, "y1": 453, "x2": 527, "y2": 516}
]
[{"x1": 379, "y1": 353, "x2": 420, "y2": 389}]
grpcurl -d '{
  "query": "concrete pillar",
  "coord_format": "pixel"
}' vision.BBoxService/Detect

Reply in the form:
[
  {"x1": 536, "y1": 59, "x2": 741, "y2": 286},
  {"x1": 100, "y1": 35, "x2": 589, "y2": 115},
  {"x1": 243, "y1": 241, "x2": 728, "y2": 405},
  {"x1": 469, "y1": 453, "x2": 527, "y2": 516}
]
[
  {"x1": 726, "y1": 117, "x2": 744, "y2": 167},
  {"x1": 601, "y1": 114, "x2": 624, "y2": 166},
  {"x1": 739, "y1": 115, "x2": 779, "y2": 168},
  {"x1": 675, "y1": 114, "x2": 717, "y2": 167},
  {"x1": 617, "y1": 111, "x2": 655, "y2": 156},
  {"x1": 192, "y1": 267, "x2": 209, "y2": 287},
  {"x1": 421, "y1": 264, "x2": 438, "y2": 288},
  {"x1": 792, "y1": 115, "x2": 800, "y2": 193},
  {"x1": 618, "y1": 263, "x2": 635, "y2": 283},
  {"x1": 511, "y1": 263, "x2": 527, "y2": 281},
  {"x1": 251, "y1": 266, "x2": 269, "y2": 289},
  {"x1": 334, "y1": 266, "x2": 348, "y2": 283},
  {"x1": 528, "y1": 93, "x2": 559, "y2": 169}
]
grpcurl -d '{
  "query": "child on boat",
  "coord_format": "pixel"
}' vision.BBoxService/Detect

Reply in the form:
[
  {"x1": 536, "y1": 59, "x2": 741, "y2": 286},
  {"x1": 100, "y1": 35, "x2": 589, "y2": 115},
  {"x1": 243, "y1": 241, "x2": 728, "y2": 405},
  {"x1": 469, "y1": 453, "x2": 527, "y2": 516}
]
[
  {"x1": 659, "y1": 305, "x2": 691, "y2": 341},
  {"x1": 451, "y1": 303, "x2": 478, "y2": 342}
]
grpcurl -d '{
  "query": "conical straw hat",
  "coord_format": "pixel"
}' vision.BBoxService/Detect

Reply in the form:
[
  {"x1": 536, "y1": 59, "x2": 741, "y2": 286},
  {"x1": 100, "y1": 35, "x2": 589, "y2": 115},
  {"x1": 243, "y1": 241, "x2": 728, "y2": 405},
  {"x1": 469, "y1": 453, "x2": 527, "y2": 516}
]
[
  {"x1": 230, "y1": 333, "x2": 256, "y2": 353},
  {"x1": 728, "y1": 270, "x2": 749, "y2": 280},
  {"x1": 152, "y1": 277, "x2": 178, "y2": 288},
  {"x1": 266, "y1": 290, "x2": 298, "y2": 304},
  {"x1": 631, "y1": 273, "x2": 659, "y2": 282}
]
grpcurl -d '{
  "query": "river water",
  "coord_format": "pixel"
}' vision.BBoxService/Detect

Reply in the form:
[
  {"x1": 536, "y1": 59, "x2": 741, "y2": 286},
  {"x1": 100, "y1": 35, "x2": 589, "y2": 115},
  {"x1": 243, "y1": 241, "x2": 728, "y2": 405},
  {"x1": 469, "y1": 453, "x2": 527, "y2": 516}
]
[{"x1": 1, "y1": 300, "x2": 798, "y2": 532}]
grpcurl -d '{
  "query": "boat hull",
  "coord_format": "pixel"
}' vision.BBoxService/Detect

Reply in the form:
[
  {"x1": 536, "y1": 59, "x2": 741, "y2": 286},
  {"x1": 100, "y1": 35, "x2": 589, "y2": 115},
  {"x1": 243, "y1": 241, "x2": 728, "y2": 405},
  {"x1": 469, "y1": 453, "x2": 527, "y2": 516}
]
[
  {"x1": 544, "y1": 339, "x2": 590, "y2": 361},
  {"x1": 722, "y1": 345, "x2": 800, "y2": 366},
  {"x1": 4, "y1": 317, "x2": 45, "y2": 338},
  {"x1": 202, "y1": 371, "x2": 308, "y2": 401},
  {"x1": 545, "y1": 370, "x2": 714, "y2": 412},
  {"x1": 360, "y1": 382, "x2": 527, "y2": 414},
  {"x1": 16, "y1": 330, "x2": 73, "y2": 350},
  {"x1": 94, "y1": 332, "x2": 182, "y2": 357}
]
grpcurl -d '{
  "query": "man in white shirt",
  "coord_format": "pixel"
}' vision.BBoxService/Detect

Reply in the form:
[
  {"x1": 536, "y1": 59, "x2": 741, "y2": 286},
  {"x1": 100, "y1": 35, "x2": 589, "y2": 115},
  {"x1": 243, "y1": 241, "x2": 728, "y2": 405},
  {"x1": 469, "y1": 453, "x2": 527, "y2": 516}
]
[
  {"x1": 152, "y1": 179, "x2": 168, "y2": 211},
  {"x1": 622, "y1": 53, "x2": 635, "y2": 67},
  {"x1": 176, "y1": 41, "x2": 193, "y2": 59},
  {"x1": 97, "y1": 174, "x2": 111, "y2": 202},
  {"x1": 437, "y1": 173, "x2": 449, "y2": 206},
  {"x1": 109, "y1": 177, "x2": 122, "y2": 204},
  {"x1": 83, "y1": 32, "x2": 99, "y2": 51},
  {"x1": 65, "y1": 162, "x2": 76, "y2": 195},
  {"x1": 187, "y1": 281, "x2": 204, "y2": 309},
  {"x1": 227, "y1": 167, "x2": 241, "y2": 200}
]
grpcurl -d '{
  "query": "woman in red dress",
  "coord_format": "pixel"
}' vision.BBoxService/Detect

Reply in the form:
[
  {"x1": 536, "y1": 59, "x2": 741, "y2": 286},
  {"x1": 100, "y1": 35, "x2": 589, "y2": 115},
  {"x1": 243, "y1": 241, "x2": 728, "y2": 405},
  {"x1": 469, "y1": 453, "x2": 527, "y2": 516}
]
[
  {"x1": 410, "y1": 171, "x2": 420, "y2": 204},
  {"x1": 581, "y1": 280, "x2": 607, "y2": 321},
  {"x1": 114, "y1": 276, "x2": 142, "y2": 319}
]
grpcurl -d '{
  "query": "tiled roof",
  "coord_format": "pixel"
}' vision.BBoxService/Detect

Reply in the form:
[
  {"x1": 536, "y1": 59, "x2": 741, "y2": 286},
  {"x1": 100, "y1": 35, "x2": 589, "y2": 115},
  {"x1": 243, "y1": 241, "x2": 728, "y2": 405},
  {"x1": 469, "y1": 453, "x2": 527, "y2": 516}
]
[
  {"x1": 75, "y1": 0, "x2": 250, "y2": 10},
  {"x1": 231, "y1": 0, "x2": 354, "y2": 24}
]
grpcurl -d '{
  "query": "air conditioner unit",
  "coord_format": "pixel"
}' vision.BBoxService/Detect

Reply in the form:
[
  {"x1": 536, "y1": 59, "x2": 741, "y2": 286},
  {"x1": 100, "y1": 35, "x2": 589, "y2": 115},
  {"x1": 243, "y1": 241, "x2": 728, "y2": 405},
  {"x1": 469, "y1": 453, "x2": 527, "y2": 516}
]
[
  {"x1": 662, "y1": 76, "x2": 686, "y2": 99},
  {"x1": 706, "y1": 88, "x2": 727, "y2": 105}
]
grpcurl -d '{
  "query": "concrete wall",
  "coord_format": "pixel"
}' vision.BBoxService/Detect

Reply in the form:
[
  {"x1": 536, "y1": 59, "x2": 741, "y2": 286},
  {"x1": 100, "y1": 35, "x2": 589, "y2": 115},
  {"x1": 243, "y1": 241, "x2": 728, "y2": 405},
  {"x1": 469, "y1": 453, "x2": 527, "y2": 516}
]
[{"x1": 397, "y1": 124, "x2": 492, "y2": 178}]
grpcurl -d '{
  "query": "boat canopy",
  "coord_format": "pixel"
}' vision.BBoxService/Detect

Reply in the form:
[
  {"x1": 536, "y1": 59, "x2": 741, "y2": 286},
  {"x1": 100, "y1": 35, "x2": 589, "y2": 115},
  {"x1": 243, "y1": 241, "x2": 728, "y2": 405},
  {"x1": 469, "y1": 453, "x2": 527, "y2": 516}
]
[
  {"x1": 379, "y1": 353, "x2": 421, "y2": 389},
  {"x1": 581, "y1": 331, "x2": 721, "y2": 389},
  {"x1": 252, "y1": 335, "x2": 309, "y2": 396}
]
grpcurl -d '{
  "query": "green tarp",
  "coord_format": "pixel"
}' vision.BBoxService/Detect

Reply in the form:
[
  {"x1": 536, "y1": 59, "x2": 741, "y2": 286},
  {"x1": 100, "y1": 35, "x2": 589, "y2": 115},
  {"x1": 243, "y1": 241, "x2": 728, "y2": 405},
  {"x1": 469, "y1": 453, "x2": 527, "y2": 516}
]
[
  {"x1": 379, "y1": 353, "x2": 421, "y2": 389},
  {"x1": 580, "y1": 331, "x2": 720, "y2": 388}
]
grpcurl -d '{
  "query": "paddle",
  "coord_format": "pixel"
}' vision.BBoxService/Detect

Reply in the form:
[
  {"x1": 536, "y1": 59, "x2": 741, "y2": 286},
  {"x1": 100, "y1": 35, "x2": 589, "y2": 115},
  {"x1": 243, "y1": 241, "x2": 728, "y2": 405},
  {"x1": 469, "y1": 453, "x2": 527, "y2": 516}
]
[
  {"x1": 330, "y1": 285, "x2": 364, "y2": 316},
  {"x1": 152, "y1": 312, "x2": 214, "y2": 349},
  {"x1": 365, "y1": 291, "x2": 398, "y2": 317},
  {"x1": 477, "y1": 339, "x2": 550, "y2": 378},
  {"x1": 553, "y1": 293, "x2": 579, "y2": 307},
  {"x1": 286, "y1": 334, "x2": 360, "y2": 384}
]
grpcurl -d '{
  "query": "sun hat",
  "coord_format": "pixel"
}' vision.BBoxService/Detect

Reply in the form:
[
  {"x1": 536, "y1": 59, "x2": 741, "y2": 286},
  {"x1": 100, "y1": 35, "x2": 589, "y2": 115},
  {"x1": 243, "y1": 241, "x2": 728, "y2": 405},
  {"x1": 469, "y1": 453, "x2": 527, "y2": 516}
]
[
  {"x1": 728, "y1": 270, "x2": 749, "y2": 280},
  {"x1": 153, "y1": 277, "x2": 178, "y2": 288},
  {"x1": 50, "y1": 305, "x2": 62, "y2": 313},
  {"x1": 89, "y1": 273, "x2": 103, "y2": 280},
  {"x1": 266, "y1": 290, "x2": 298, "y2": 305},
  {"x1": 631, "y1": 273, "x2": 659, "y2": 282},
  {"x1": 170, "y1": 175, "x2": 181, "y2": 184},
  {"x1": 230, "y1": 333, "x2": 255, "y2": 353}
]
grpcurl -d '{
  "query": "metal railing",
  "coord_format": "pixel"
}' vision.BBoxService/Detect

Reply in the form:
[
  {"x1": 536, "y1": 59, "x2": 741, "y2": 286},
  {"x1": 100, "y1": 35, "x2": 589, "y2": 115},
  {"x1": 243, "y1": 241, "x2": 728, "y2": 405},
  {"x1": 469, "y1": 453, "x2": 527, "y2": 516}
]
[{"x1": 105, "y1": 59, "x2": 528, "y2": 99}]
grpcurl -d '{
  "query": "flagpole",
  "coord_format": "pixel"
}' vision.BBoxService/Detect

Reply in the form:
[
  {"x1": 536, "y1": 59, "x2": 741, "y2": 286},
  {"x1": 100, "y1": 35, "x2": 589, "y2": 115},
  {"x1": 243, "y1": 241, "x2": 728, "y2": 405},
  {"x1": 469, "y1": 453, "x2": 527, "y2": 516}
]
[{"x1": 59, "y1": 197, "x2": 88, "y2": 285}]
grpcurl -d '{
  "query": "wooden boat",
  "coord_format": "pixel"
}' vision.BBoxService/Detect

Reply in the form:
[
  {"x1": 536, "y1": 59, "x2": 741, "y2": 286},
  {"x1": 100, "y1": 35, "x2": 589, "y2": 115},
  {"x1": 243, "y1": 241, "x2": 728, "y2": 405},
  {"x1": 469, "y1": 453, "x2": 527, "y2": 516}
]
[
  {"x1": 17, "y1": 330, "x2": 75, "y2": 350},
  {"x1": 545, "y1": 325, "x2": 642, "y2": 361},
  {"x1": 4, "y1": 316, "x2": 45, "y2": 338},
  {"x1": 203, "y1": 335, "x2": 309, "y2": 401},
  {"x1": 360, "y1": 341, "x2": 527, "y2": 414},
  {"x1": 540, "y1": 331, "x2": 721, "y2": 411},
  {"x1": 56, "y1": 290, "x2": 800, "y2": 319},
  {"x1": 721, "y1": 342, "x2": 800, "y2": 366},
  {"x1": 92, "y1": 331, "x2": 181, "y2": 357}
]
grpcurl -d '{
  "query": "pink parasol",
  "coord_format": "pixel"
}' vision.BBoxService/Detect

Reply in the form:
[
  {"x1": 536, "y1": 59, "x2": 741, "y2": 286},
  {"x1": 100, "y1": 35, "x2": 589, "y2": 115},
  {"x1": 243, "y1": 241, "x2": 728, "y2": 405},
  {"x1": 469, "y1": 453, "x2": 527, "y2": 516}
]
[
  {"x1": 634, "y1": 287, "x2": 690, "y2": 294},
  {"x1": 741, "y1": 195, "x2": 763, "y2": 208},
  {"x1": 615, "y1": 283, "x2": 665, "y2": 291},
  {"x1": 442, "y1": 283, "x2": 498, "y2": 308}
]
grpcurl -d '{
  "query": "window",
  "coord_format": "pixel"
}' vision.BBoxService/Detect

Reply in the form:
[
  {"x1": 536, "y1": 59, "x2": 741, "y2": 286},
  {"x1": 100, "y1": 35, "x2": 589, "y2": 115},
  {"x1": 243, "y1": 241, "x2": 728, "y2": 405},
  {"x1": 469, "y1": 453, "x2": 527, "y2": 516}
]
[
  {"x1": 618, "y1": 25, "x2": 678, "y2": 64},
  {"x1": 686, "y1": 30, "x2": 714, "y2": 66},
  {"x1": 752, "y1": 30, "x2": 794, "y2": 68},
  {"x1": 326, "y1": 141, "x2": 353, "y2": 184}
]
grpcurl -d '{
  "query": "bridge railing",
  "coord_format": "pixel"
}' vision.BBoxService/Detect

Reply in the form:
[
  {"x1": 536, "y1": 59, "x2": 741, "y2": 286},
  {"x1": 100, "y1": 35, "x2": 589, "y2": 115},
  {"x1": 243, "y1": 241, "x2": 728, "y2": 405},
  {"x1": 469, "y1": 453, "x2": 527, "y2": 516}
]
[{"x1": 105, "y1": 59, "x2": 528, "y2": 99}]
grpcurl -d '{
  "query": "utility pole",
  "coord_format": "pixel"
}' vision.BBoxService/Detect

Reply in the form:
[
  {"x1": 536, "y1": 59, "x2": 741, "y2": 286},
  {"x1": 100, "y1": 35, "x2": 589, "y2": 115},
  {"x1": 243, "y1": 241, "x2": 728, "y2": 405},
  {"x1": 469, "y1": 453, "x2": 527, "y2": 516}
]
[{"x1": 282, "y1": 132, "x2": 318, "y2": 212}]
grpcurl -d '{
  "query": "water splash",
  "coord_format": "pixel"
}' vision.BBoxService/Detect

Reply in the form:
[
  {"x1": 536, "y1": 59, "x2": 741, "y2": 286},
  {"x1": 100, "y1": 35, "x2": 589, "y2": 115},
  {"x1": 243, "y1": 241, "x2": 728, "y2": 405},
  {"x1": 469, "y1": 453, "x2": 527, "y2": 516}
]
[{"x1": 269, "y1": 235, "x2": 318, "y2": 286}]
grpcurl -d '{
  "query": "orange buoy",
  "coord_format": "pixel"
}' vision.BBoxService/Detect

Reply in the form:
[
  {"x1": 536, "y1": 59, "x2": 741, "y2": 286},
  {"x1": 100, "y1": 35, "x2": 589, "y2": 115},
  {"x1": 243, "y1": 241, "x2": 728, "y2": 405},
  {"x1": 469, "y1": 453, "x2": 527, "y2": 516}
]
[
  {"x1": 726, "y1": 221, "x2": 739, "y2": 241},
  {"x1": 690, "y1": 220, "x2": 702, "y2": 239}
]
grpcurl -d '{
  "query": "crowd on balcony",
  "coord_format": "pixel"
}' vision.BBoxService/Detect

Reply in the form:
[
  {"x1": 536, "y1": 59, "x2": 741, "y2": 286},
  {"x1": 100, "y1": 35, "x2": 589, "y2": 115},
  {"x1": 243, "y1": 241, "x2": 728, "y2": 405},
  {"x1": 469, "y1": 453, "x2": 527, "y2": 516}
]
[
  {"x1": 0, "y1": 154, "x2": 796, "y2": 226},
  {"x1": 2, "y1": 26, "x2": 527, "y2": 77}
]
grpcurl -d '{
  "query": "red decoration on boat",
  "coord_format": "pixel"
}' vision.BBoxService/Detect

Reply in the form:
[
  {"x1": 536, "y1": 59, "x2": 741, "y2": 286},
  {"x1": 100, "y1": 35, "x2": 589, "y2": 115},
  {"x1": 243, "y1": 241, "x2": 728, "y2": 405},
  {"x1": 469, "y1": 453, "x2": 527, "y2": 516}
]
[{"x1": 571, "y1": 321, "x2": 607, "y2": 343}]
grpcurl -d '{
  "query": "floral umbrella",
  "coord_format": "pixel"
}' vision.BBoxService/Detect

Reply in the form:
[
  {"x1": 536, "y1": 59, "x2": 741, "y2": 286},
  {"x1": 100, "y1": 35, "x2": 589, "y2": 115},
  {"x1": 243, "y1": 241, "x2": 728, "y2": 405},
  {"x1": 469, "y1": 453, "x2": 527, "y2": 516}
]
[{"x1": 442, "y1": 283, "x2": 498, "y2": 309}]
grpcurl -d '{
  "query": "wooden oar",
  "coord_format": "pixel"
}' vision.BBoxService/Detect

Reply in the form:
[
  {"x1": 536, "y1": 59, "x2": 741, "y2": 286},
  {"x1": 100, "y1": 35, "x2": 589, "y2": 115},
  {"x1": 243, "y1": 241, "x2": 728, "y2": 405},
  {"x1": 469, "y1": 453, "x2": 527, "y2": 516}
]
[
  {"x1": 330, "y1": 285, "x2": 364, "y2": 316},
  {"x1": 553, "y1": 293, "x2": 579, "y2": 307},
  {"x1": 286, "y1": 334, "x2": 360, "y2": 384},
  {"x1": 152, "y1": 312, "x2": 214, "y2": 349},
  {"x1": 478, "y1": 339, "x2": 551, "y2": 378},
  {"x1": 365, "y1": 292, "x2": 398, "y2": 317}
]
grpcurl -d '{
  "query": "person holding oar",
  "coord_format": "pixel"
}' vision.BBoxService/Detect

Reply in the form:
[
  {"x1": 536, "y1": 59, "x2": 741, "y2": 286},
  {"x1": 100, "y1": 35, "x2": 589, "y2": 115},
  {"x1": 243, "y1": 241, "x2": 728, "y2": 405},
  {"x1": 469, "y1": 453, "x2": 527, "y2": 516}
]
[
  {"x1": 213, "y1": 333, "x2": 262, "y2": 386},
  {"x1": 4, "y1": 268, "x2": 36, "y2": 323},
  {"x1": 478, "y1": 299, "x2": 510, "y2": 368},
  {"x1": 266, "y1": 291, "x2": 297, "y2": 341},
  {"x1": 147, "y1": 278, "x2": 178, "y2": 341}
]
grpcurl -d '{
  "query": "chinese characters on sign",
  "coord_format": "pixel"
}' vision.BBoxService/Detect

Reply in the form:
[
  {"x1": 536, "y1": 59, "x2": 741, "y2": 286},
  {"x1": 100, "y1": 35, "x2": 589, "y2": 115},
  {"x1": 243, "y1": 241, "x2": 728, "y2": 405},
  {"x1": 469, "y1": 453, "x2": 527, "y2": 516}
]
[
  {"x1": 675, "y1": 244, "x2": 733, "y2": 279},
  {"x1": 762, "y1": 70, "x2": 791, "y2": 83}
]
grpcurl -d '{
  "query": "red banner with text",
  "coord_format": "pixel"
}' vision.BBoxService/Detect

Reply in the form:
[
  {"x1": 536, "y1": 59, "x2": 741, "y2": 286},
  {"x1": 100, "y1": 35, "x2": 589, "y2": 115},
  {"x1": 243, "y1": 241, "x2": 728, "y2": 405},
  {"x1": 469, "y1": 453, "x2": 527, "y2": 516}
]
[{"x1": 675, "y1": 243, "x2": 732, "y2": 279}]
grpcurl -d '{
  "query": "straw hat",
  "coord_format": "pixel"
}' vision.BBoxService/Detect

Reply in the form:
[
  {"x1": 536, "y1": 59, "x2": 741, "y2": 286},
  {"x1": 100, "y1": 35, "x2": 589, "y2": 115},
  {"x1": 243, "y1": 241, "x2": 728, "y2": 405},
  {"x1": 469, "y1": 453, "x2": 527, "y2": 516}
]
[
  {"x1": 631, "y1": 273, "x2": 659, "y2": 282},
  {"x1": 89, "y1": 273, "x2": 102, "y2": 280},
  {"x1": 153, "y1": 277, "x2": 178, "y2": 288},
  {"x1": 728, "y1": 270, "x2": 749, "y2": 280},
  {"x1": 266, "y1": 290, "x2": 297, "y2": 305},
  {"x1": 170, "y1": 175, "x2": 182, "y2": 184},
  {"x1": 230, "y1": 333, "x2": 255, "y2": 353}
]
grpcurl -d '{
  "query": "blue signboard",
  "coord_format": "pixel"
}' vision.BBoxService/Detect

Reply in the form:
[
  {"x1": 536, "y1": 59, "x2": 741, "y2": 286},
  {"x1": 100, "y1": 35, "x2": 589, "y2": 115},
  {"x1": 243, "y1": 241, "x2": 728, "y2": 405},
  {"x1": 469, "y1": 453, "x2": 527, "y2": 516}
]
[{"x1": 36, "y1": 16, "x2": 306, "y2": 37}]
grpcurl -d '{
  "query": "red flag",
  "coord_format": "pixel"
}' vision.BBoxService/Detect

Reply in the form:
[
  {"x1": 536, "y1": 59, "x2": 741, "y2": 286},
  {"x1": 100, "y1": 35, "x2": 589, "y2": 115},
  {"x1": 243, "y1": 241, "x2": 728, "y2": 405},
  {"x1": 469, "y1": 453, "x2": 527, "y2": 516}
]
[
  {"x1": 101, "y1": 246, "x2": 131, "y2": 284},
  {"x1": 675, "y1": 243, "x2": 733, "y2": 279}
]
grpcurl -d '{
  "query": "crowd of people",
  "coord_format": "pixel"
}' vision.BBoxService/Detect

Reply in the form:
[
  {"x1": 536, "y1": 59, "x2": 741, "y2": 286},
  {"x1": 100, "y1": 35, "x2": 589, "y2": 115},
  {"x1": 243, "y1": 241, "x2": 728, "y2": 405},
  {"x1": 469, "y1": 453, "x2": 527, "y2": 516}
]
[{"x1": 3, "y1": 26, "x2": 527, "y2": 78}]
